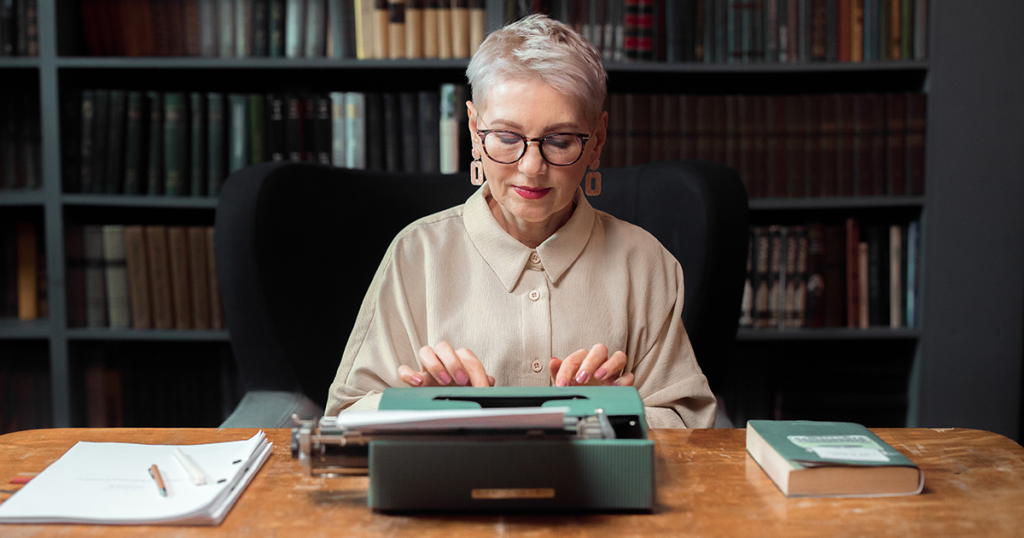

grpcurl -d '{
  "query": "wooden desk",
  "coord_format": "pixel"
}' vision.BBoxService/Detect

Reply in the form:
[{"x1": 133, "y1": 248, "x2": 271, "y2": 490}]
[{"x1": 0, "y1": 428, "x2": 1021, "y2": 537}]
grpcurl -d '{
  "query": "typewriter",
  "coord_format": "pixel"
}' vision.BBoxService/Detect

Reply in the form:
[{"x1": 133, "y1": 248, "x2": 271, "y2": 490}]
[{"x1": 291, "y1": 386, "x2": 654, "y2": 512}]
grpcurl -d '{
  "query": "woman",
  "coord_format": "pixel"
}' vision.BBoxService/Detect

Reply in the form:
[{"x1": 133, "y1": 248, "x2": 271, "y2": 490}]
[{"x1": 326, "y1": 14, "x2": 716, "y2": 428}]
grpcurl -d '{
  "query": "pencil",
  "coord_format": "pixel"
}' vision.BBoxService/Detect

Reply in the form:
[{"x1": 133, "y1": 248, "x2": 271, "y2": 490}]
[{"x1": 149, "y1": 464, "x2": 167, "y2": 497}]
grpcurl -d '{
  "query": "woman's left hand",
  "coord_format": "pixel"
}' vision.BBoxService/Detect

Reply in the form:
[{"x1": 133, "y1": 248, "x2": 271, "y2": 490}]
[{"x1": 549, "y1": 344, "x2": 634, "y2": 387}]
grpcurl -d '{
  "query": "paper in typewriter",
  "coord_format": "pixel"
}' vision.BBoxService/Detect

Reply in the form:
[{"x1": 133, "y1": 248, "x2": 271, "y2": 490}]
[
  {"x1": 328, "y1": 406, "x2": 573, "y2": 431},
  {"x1": 0, "y1": 431, "x2": 271, "y2": 525}
]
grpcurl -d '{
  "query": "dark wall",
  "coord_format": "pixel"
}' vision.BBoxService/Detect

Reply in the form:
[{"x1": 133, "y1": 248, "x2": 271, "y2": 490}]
[{"x1": 916, "y1": 1, "x2": 1024, "y2": 439}]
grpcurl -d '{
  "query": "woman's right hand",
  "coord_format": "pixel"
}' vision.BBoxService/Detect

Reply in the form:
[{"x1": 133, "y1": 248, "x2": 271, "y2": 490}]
[{"x1": 397, "y1": 341, "x2": 495, "y2": 387}]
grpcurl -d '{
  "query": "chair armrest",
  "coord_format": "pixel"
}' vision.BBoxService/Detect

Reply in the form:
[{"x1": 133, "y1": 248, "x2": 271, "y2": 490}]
[{"x1": 219, "y1": 391, "x2": 325, "y2": 428}]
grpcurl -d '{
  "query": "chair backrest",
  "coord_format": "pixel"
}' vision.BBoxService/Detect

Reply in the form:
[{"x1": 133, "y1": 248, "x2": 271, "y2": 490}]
[{"x1": 215, "y1": 160, "x2": 748, "y2": 408}]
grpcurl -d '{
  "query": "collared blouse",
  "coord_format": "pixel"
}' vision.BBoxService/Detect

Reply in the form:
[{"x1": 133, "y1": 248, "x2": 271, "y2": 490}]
[{"x1": 326, "y1": 183, "x2": 717, "y2": 428}]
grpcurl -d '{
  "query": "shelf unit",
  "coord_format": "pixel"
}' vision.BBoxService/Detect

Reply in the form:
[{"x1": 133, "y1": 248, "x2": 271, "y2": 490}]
[{"x1": 0, "y1": 0, "x2": 946, "y2": 432}]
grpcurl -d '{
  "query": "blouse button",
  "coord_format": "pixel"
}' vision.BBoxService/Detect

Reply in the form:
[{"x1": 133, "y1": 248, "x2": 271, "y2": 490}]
[
  {"x1": 531, "y1": 360, "x2": 543, "y2": 373},
  {"x1": 529, "y1": 290, "x2": 540, "y2": 301},
  {"x1": 530, "y1": 252, "x2": 541, "y2": 264}
]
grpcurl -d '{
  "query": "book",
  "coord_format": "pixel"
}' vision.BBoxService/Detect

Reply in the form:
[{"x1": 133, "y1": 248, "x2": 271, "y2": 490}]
[
  {"x1": 206, "y1": 226, "x2": 225, "y2": 330},
  {"x1": 451, "y1": 0, "x2": 468, "y2": 58},
  {"x1": 285, "y1": 0, "x2": 305, "y2": 57},
  {"x1": 417, "y1": 90, "x2": 440, "y2": 172},
  {"x1": 746, "y1": 420, "x2": 923, "y2": 497},
  {"x1": 91, "y1": 89, "x2": 110, "y2": 194},
  {"x1": 84, "y1": 225, "x2": 107, "y2": 327},
  {"x1": 167, "y1": 226, "x2": 193, "y2": 329},
  {"x1": 0, "y1": 432, "x2": 272, "y2": 525},
  {"x1": 388, "y1": 0, "x2": 406, "y2": 58},
  {"x1": 249, "y1": 94, "x2": 266, "y2": 164},
  {"x1": 329, "y1": 92, "x2": 347, "y2": 166},
  {"x1": 199, "y1": 0, "x2": 218, "y2": 56},
  {"x1": 105, "y1": 90, "x2": 126, "y2": 194},
  {"x1": 422, "y1": 0, "x2": 438, "y2": 57},
  {"x1": 844, "y1": 217, "x2": 859, "y2": 328},
  {"x1": 190, "y1": 92, "x2": 207, "y2": 197},
  {"x1": 365, "y1": 92, "x2": 384, "y2": 171},
  {"x1": 439, "y1": 83, "x2": 460, "y2": 173},
  {"x1": 123, "y1": 91, "x2": 145, "y2": 195},
  {"x1": 344, "y1": 92, "x2": 365, "y2": 169},
  {"x1": 207, "y1": 93, "x2": 226, "y2": 195},
  {"x1": 468, "y1": 0, "x2": 484, "y2": 55},
  {"x1": 270, "y1": 0, "x2": 286, "y2": 56},
  {"x1": 373, "y1": 0, "x2": 389, "y2": 58},
  {"x1": 306, "y1": 0, "x2": 327, "y2": 57},
  {"x1": 436, "y1": 0, "x2": 451, "y2": 59},
  {"x1": 218, "y1": 0, "x2": 234, "y2": 56},
  {"x1": 314, "y1": 95, "x2": 332, "y2": 165},
  {"x1": 146, "y1": 91, "x2": 164, "y2": 195},
  {"x1": 163, "y1": 92, "x2": 187, "y2": 196},
  {"x1": 889, "y1": 224, "x2": 902, "y2": 327},
  {"x1": 228, "y1": 93, "x2": 250, "y2": 173},
  {"x1": 15, "y1": 221, "x2": 37, "y2": 320},
  {"x1": 145, "y1": 226, "x2": 174, "y2": 330},
  {"x1": 382, "y1": 92, "x2": 401, "y2": 171},
  {"x1": 253, "y1": 0, "x2": 269, "y2": 56},
  {"x1": 329, "y1": 0, "x2": 356, "y2": 58},
  {"x1": 188, "y1": 226, "x2": 211, "y2": 330},
  {"x1": 399, "y1": 92, "x2": 419, "y2": 172},
  {"x1": 65, "y1": 225, "x2": 88, "y2": 327},
  {"x1": 102, "y1": 225, "x2": 130, "y2": 329},
  {"x1": 123, "y1": 225, "x2": 152, "y2": 329}
]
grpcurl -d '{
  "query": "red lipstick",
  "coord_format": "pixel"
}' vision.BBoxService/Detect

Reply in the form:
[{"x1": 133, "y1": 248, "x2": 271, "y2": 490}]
[{"x1": 514, "y1": 186, "x2": 551, "y2": 199}]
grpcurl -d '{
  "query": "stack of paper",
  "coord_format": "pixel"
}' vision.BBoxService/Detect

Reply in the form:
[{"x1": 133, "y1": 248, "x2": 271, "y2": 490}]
[{"x1": 0, "y1": 431, "x2": 271, "y2": 525}]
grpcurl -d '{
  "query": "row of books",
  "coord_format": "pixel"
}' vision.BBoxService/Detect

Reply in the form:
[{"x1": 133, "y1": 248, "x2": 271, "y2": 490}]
[
  {"x1": 739, "y1": 219, "x2": 919, "y2": 330},
  {"x1": 81, "y1": 347, "x2": 237, "y2": 428},
  {"x1": 518, "y1": 0, "x2": 928, "y2": 63},
  {"x1": 65, "y1": 224, "x2": 225, "y2": 330},
  {"x1": 606, "y1": 92, "x2": 926, "y2": 197},
  {"x1": 0, "y1": 91, "x2": 42, "y2": 191},
  {"x1": 0, "y1": 0, "x2": 37, "y2": 57},
  {"x1": 0, "y1": 355, "x2": 52, "y2": 434},
  {"x1": 62, "y1": 84, "x2": 470, "y2": 196},
  {"x1": 0, "y1": 220, "x2": 46, "y2": 320},
  {"x1": 78, "y1": 0, "x2": 487, "y2": 60}
]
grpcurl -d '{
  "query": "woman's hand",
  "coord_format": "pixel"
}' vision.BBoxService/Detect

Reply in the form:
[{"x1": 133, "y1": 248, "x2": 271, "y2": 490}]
[
  {"x1": 549, "y1": 344, "x2": 634, "y2": 387},
  {"x1": 398, "y1": 341, "x2": 496, "y2": 387}
]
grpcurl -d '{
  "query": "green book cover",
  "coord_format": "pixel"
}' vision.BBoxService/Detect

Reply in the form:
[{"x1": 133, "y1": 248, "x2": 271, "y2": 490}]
[
  {"x1": 747, "y1": 420, "x2": 923, "y2": 497},
  {"x1": 190, "y1": 92, "x2": 206, "y2": 197},
  {"x1": 901, "y1": 0, "x2": 913, "y2": 60},
  {"x1": 163, "y1": 92, "x2": 187, "y2": 196},
  {"x1": 269, "y1": 0, "x2": 286, "y2": 57},
  {"x1": 207, "y1": 93, "x2": 225, "y2": 196},
  {"x1": 249, "y1": 94, "x2": 265, "y2": 164},
  {"x1": 123, "y1": 92, "x2": 144, "y2": 195},
  {"x1": 228, "y1": 94, "x2": 250, "y2": 174},
  {"x1": 146, "y1": 92, "x2": 164, "y2": 196}
]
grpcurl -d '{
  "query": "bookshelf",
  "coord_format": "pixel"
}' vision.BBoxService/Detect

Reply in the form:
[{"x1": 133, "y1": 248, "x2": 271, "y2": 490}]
[{"x1": 2, "y1": 1, "x2": 1021, "y2": 439}]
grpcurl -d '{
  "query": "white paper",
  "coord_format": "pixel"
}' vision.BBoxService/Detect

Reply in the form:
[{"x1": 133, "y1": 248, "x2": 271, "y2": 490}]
[
  {"x1": 0, "y1": 432, "x2": 271, "y2": 525},
  {"x1": 324, "y1": 406, "x2": 571, "y2": 431}
]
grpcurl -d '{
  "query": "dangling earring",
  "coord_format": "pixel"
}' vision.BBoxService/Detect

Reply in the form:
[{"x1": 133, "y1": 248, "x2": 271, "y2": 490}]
[
  {"x1": 470, "y1": 148, "x2": 484, "y2": 185},
  {"x1": 585, "y1": 164, "x2": 601, "y2": 196}
]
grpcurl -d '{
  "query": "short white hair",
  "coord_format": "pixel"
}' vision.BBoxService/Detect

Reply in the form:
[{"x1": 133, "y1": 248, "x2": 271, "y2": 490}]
[{"x1": 465, "y1": 14, "x2": 607, "y2": 126}]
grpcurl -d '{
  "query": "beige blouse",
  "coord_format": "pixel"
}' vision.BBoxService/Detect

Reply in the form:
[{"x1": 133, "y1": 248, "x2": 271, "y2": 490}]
[{"x1": 326, "y1": 183, "x2": 717, "y2": 428}]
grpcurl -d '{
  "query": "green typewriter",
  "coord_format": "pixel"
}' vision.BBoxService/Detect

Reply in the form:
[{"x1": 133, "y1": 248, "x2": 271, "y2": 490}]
[{"x1": 290, "y1": 386, "x2": 654, "y2": 512}]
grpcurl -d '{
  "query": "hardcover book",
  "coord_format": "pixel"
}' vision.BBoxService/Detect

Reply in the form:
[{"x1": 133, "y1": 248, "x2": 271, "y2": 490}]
[{"x1": 746, "y1": 420, "x2": 923, "y2": 497}]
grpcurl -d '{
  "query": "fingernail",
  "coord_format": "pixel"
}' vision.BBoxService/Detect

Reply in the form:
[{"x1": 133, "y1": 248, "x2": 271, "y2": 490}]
[
  {"x1": 556, "y1": 378, "x2": 568, "y2": 387},
  {"x1": 455, "y1": 371, "x2": 469, "y2": 386},
  {"x1": 594, "y1": 368, "x2": 608, "y2": 380},
  {"x1": 576, "y1": 371, "x2": 589, "y2": 384},
  {"x1": 438, "y1": 372, "x2": 452, "y2": 385},
  {"x1": 410, "y1": 374, "x2": 423, "y2": 386}
]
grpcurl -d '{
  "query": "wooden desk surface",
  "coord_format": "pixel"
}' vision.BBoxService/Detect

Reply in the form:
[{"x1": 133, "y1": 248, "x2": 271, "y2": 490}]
[{"x1": 0, "y1": 427, "x2": 1022, "y2": 537}]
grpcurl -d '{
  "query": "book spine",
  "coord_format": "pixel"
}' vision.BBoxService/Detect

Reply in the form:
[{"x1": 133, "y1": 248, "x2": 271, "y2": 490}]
[
  {"x1": 851, "y1": 0, "x2": 863, "y2": 61},
  {"x1": 889, "y1": 224, "x2": 902, "y2": 327},
  {"x1": 253, "y1": 0, "x2": 269, "y2": 56},
  {"x1": 270, "y1": 0, "x2": 286, "y2": 56},
  {"x1": 306, "y1": 0, "x2": 327, "y2": 57},
  {"x1": 15, "y1": 222, "x2": 38, "y2": 320},
  {"x1": 767, "y1": 225, "x2": 782, "y2": 328},
  {"x1": 235, "y1": 0, "x2": 251, "y2": 57},
  {"x1": 79, "y1": 90, "x2": 95, "y2": 195},
  {"x1": 752, "y1": 226, "x2": 770, "y2": 328},
  {"x1": 845, "y1": 217, "x2": 859, "y2": 328},
  {"x1": 166, "y1": 226, "x2": 193, "y2": 329},
  {"x1": 199, "y1": 0, "x2": 219, "y2": 56},
  {"x1": 888, "y1": 0, "x2": 900, "y2": 59},
  {"x1": 364, "y1": 92, "x2": 385, "y2": 171},
  {"x1": 146, "y1": 92, "x2": 164, "y2": 195},
  {"x1": 783, "y1": 226, "x2": 798, "y2": 327},
  {"x1": 187, "y1": 226, "x2": 211, "y2": 330},
  {"x1": 450, "y1": 0, "x2": 468, "y2": 58},
  {"x1": 91, "y1": 89, "x2": 110, "y2": 194},
  {"x1": 228, "y1": 93, "x2": 250, "y2": 173},
  {"x1": 382, "y1": 92, "x2": 401, "y2": 171},
  {"x1": 206, "y1": 226, "x2": 225, "y2": 329},
  {"x1": 286, "y1": 0, "x2": 305, "y2": 57},
  {"x1": 835, "y1": 93, "x2": 854, "y2": 196},
  {"x1": 65, "y1": 225, "x2": 89, "y2": 327},
  {"x1": 739, "y1": 229, "x2": 754, "y2": 327},
  {"x1": 906, "y1": 219, "x2": 918, "y2": 328},
  {"x1": 345, "y1": 92, "x2": 366, "y2": 169},
  {"x1": 885, "y1": 92, "x2": 906, "y2": 195},
  {"x1": 330, "y1": 92, "x2": 347, "y2": 166},
  {"x1": 905, "y1": 92, "x2": 925, "y2": 195},
  {"x1": 422, "y1": 0, "x2": 438, "y2": 58},
  {"x1": 123, "y1": 225, "x2": 152, "y2": 329},
  {"x1": 374, "y1": 0, "x2": 390, "y2": 58},
  {"x1": 436, "y1": 0, "x2": 450, "y2": 59},
  {"x1": 190, "y1": 92, "x2": 207, "y2": 197},
  {"x1": 84, "y1": 225, "x2": 107, "y2": 327},
  {"x1": 145, "y1": 226, "x2": 174, "y2": 329},
  {"x1": 388, "y1": 0, "x2": 406, "y2": 58},
  {"x1": 804, "y1": 222, "x2": 826, "y2": 327},
  {"x1": 468, "y1": 0, "x2": 484, "y2": 55},
  {"x1": 417, "y1": 91, "x2": 439, "y2": 172},
  {"x1": 101, "y1": 225, "x2": 130, "y2": 329},
  {"x1": 207, "y1": 93, "x2": 225, "y2": 195},
  {"x1": 123, "y1": 92, "x2": 144, "y2": 195},
  {"x1": 399, "y1": 92, "x2": 419, "y2": 172},
  {"x1": 303, "y1": 97, "x2": 317, "y2": 163},
  {"x1": 857, "y1": 239, "x2": 869, "y2": 328},
  {"x1": 218, "y1": 0, "x2": 234, "y2": 56},
  {"x1": 163, "y1": 92, "x2": 187, "y2": 196},
  {"x1": 249, "y1": 94, "x2": 266, "y2": 164},
  {"x1": 268, "y1": 94, "x2": 287, "y2": 161},
  {"x1": 105, "y1": 90, "x2": 126, "y2": 194},
  {"x1": 316, "y1": 95, "x2": 332, "y2": 165}
]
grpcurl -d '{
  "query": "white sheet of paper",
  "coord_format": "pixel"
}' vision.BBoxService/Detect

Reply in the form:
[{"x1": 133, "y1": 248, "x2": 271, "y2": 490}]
[
  {"x1": 325, "y1": 406, "x2": 572, "y2": 431},
  {"x1": 0, "y1": 431, "x2": 270, "y2": 525}
]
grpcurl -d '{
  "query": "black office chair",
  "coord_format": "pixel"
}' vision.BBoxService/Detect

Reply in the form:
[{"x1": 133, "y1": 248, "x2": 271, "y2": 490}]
[{"x1": 215, "y1": 160, "x2": 749, "y2": 428}]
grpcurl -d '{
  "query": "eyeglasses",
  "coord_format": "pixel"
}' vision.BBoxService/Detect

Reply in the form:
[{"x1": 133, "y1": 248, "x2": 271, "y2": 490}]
[{"x1": 476, "y1": 129, "x2": 592, "y2": 167}]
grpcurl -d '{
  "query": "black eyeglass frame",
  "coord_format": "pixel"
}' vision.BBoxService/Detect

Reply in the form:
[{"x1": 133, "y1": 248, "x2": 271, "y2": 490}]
[{"x1": 475, "y1": 129, "x2": 593, "y2": 167}]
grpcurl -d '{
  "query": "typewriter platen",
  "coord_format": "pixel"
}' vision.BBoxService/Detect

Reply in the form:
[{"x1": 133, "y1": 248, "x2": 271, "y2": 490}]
[{"x1": 291, "y1": 386, "x2": 654, "y2": 512}]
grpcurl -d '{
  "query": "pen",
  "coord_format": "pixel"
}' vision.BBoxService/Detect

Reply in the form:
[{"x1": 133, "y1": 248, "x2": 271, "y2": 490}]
[
  {"x1": 149, "y1": 464, "x2": 167, "y2": 497},
  {"x1": 173, "y1": 448, "x2": 208, "y2": 485}
]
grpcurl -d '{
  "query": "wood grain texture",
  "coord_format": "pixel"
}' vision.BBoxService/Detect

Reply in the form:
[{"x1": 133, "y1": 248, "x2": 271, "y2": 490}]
[{"x1": 0, "y1": 428, "x2": 1021, "y2": 537}]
